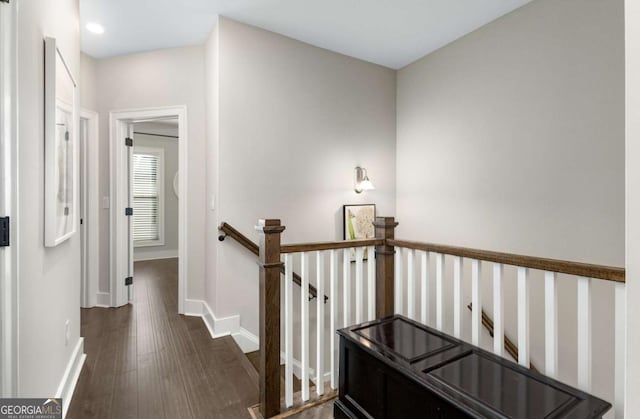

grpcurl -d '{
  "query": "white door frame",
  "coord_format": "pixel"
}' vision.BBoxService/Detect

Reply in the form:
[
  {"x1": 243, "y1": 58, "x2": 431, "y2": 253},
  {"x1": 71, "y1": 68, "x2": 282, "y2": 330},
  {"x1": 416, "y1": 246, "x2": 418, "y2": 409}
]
[
  {"x1": 80, "y1": 110, "x2": 99, "y2": 308},
  {"x1": 110, "y1": 106, "x2": 188, "y2": 312},
  {"x1": 0, "y1": 0, "x2": 18, "y2": 397}
]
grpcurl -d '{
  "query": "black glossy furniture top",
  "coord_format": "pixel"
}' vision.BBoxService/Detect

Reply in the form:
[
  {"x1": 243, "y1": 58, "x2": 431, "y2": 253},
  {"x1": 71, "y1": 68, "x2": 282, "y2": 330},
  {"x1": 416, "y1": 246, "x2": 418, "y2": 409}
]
[{"x1": 337, "y1": 315, "x2": 611, "y2": 419}]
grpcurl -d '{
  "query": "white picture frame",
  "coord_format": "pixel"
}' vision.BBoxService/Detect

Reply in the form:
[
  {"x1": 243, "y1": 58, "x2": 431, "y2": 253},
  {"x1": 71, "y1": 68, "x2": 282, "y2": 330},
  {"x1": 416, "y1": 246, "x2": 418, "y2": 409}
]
[{"x1": 44, "y1": 37, "x2": 78, "y2": 247}]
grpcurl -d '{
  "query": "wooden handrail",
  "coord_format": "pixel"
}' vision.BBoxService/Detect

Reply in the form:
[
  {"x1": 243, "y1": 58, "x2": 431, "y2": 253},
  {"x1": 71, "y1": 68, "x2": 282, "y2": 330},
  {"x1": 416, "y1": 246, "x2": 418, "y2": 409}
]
[
  {"x1": 388, "y1": 239, "x2": 625, "y2": 283},
  {"x1": 218, "y1": 222, "x2": 327, "y2": 302},
  {"x1": 281, "y1": 238, "x2": 384, "y2": 254},
  {"x1": 219, "y1": 222, "x2": 259, "y2": 255},
  {"x1": 467, "y1": 303, "x2": 538, "y2": 373}
]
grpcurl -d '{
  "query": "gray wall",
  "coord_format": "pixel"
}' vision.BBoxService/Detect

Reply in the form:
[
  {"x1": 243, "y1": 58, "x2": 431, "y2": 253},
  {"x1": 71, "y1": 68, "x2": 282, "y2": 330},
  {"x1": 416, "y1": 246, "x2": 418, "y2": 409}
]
[
  {"x1": 206, "y1": 17, "x2": 397, "y2": 336},
  {"x1": 17, "y1": 0, "x2": 82, "y2": 397},
  {"x1": 133, "y1": 122, "x2": 179, "y2": 261},
  {"x1": 396, "y1": 0, "x2": 623, "y2": 408},
  {"x1": 80, "y1": 53, "x2": 97, "y2": 112}
]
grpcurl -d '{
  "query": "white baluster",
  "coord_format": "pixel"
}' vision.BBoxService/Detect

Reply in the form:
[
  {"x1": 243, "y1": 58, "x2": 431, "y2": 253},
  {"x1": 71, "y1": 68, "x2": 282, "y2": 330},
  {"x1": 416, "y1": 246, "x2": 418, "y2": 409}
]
[
  {"x1": 453, "y1": 256, "x2": 462, "y2": 339},
  {"x1": 343, "y1": 248, "x2": 351, "y2": 326},
  {"x1": 284, "y1": 254, "x2": 294, "y2": 407},
  {"x1": 436, "y1": 253, "x2": 444, "y2": 331},
  {"x1": 367, "y1": 246, "x2": 375, "y2": 321},
  {"x1": 355, "y1": 247, "x2": 364, "y2": 324},
  {"x1": 492, "y1": 263, "x2": 504, "y2": 357},
  {"x1": 577, "y1": 277, "x2": 592, "y2": 392},
  {"x1": 316, "y1": 251, "x2": 325, "y2": 395},
  {"x1": 330, "y1": 250, "x2": 338, "y2": 390},
  {"x1": 421, "y1": 251, "x2": 429, "y2": 325},
  {"x1": 301, "y1": 252, "x2": 310, "y2": 401},
  {"x1": 544, "y1": 271, "x2": 558, "y2": 378},
  {"x1": 615, "y1": 282, "x2": 626, "y2": 419},
  {"x1": 471, "y1": 259, "x2": 482, "y2": 346},
  {"x1": 395, "y1": 247, "x2": 403, "y2": 315},
  {"x1": 407, "y1": 249, "x2": 415, "y2": 320},
  {"x1": 517, "y1": 267, "x2": 530, "y2": 368}
]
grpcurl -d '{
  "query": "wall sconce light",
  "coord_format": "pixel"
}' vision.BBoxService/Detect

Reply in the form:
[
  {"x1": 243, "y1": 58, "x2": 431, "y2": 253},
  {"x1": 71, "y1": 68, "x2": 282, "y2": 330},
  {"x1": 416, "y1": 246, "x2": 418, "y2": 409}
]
[{"x1": 354, "y1": 166, "x2": 375, "y2": 194}]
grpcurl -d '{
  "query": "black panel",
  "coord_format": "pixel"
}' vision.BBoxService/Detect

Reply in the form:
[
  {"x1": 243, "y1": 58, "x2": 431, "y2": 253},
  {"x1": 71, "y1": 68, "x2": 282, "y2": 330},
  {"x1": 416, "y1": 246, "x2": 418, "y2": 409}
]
[
  {"x1": 355, "y1": 317, "x2": 456, "y2": 363},
  {"x1": 0, "y1": 217, "x2": 9, "y2": 247},
  {"x1": 342, "y1": 346, "x2": 385, "y2": 418},
  {"x1": 429, "y1": 352, "x2": 578, "y2": 418}
]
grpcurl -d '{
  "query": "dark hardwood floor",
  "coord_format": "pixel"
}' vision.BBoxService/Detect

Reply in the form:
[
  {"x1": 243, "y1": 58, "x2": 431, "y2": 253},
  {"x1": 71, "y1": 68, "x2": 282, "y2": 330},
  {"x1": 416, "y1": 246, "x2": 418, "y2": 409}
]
[{"x1": 67, "y1": 258, "x2": 258, "y2": 419}]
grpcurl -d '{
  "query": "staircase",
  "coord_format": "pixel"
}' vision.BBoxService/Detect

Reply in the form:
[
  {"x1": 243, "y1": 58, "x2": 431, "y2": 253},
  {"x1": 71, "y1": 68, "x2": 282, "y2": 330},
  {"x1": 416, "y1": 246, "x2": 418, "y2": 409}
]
[{"x1": 220, "y1": 218, "x2": 626, "y2": 418}]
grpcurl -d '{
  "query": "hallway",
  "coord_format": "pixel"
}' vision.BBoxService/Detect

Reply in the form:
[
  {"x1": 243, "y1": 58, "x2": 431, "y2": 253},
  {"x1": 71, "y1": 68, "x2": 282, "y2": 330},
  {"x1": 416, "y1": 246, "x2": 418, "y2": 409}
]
[{"x1": 67, "y1": 259, "x2": 258, "y2": 419}]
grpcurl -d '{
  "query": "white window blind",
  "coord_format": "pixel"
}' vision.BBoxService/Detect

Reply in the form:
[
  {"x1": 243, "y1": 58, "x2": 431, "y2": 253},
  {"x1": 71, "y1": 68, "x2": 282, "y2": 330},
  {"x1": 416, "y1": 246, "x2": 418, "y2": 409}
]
[{"x1": 133, "y1": 151, "x2": 162, "y2": 244}]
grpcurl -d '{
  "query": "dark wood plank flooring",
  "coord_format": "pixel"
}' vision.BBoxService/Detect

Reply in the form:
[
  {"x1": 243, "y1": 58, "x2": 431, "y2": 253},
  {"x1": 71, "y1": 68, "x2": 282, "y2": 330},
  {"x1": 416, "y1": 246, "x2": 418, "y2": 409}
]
[{"x1": 67, "y1": 258, "x2": 258, "y2": 419}]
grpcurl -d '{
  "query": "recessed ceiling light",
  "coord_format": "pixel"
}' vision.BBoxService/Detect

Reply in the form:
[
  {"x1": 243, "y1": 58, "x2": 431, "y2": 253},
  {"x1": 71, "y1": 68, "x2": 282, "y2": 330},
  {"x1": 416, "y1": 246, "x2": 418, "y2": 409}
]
[{"x1": 86, "y1": 22, "x2": 105, "y2": 34}]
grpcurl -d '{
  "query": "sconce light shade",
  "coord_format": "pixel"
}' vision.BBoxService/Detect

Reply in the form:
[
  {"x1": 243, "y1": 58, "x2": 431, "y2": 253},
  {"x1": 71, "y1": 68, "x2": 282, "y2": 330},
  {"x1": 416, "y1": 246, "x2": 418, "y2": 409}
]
[{"x1": 354, "y1": 166, "x2": 375, "y2": 194}]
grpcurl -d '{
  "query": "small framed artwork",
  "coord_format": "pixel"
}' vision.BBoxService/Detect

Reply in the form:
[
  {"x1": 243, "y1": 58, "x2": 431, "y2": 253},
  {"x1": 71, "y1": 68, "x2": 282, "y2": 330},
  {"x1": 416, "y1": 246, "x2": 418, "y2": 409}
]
[
  {"x1": 44, "y1": 37, "x2": 78, "y2": 247},
  {"x1": 343, "y1": 204, "x2": 376, "y2": 261}
]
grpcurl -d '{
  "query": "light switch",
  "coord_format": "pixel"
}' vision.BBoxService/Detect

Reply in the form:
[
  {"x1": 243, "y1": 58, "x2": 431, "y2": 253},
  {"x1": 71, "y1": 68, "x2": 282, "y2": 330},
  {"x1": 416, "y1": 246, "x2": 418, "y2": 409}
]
[
  {"x1": 210, "y1": 194, "x2": 216, "y2": 211},
  {"x1": 103, "y1": 197, "x2": 110, "y2": 209}
]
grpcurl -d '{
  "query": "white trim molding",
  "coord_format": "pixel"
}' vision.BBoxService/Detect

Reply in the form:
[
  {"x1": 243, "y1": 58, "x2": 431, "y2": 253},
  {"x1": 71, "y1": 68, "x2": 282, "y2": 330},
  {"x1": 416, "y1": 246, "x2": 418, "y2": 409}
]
[
  {"x1": 55, "y1": 338, "x2": 86, "y2": 418},
  {"x1": 133, "y1": 250, "x2": 178, "y2": 262},
  {"x1": 80, "y1": 110, "x2": 99, "y2": 308},
  {"x1": 0, "y1": 0, "x2": 18, "y2": 397},
  {"x1": 233, "y1": 328, "x2": 260, "y2": 354},
  {"x1": 109, "y1": 106, "x2": 188, "y2": 313},
  {"x1": 96, "y1": 292, "x2": 111, "y2": 308},
  {"x1": 185, "y1": 300, "x2": 259, "y2": 353}
]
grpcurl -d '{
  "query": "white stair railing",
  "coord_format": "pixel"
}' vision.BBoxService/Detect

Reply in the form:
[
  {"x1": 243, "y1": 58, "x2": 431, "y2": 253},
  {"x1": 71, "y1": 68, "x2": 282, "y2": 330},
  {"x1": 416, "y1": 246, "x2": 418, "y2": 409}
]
[
  {"x1": 252, "y1": 218, "x2": 624, "y2": 417},
  {"x1": 282, "y1": 244, "x2": 377, "y2": 407},
  {"x1": 388, "y1": 239, "x2": 626, "y2": 418}
]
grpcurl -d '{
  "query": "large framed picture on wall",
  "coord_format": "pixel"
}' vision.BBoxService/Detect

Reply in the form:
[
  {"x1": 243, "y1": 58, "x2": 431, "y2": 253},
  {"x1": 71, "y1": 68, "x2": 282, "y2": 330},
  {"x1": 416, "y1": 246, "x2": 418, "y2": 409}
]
[{"x1": 44, "y1": 37, "x2": 78, "y2": 247}]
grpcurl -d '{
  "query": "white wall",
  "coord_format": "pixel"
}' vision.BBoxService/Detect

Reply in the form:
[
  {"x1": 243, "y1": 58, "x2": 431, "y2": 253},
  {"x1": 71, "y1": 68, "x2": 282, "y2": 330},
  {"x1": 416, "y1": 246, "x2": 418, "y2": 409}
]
[
  {"x1": 80, "y1": 53, "x2": 97, "y2": 112},
  {"x1": 91, "y1": 46, "x2": 207, "y2": 300},
  {"x1": 204, "y1": 20, "x2": 219, "y2": 309},
  {"x1": 625, "y1": 0, "x2": 640, "y2": 416},
  {"x1": 396, "y1": 0, "x2": 623, "y2": 409},
  {"x1": 133, "y1": 122, "x2": 179, "y2": 261},
  {"x1": 17, "y1": 0, "x2": 83, "y2": 397},
  {"x1": 205, "y1": 17, "x2": 397, "y2": 337}
]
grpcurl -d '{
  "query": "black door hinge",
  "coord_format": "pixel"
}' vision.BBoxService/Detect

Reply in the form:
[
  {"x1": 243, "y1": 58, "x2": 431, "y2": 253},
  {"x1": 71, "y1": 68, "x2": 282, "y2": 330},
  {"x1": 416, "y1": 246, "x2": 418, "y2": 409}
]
[
  {"x1": 125, "y1": 276, "x2": 133, "y2": 286},
  {"x1": 125, "y1": 137, "x2": 133, "y2": 147},
  {"x1": 125, "y1": 207, "x2": 133, "y2": 216},
  {"x1": 0, "y1": 217, "x2": 9, "y2": 247}
]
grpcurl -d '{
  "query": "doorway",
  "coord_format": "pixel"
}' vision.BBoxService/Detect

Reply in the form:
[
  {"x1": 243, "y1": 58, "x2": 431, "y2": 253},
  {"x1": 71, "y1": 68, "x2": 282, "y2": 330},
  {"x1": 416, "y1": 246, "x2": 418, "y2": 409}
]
[
  {"x1": 131, "y1": 119, "x2": 179, "y2": 262},
  {"x1": 109, "y1": 106, "x2": 188, "y2": 313}
]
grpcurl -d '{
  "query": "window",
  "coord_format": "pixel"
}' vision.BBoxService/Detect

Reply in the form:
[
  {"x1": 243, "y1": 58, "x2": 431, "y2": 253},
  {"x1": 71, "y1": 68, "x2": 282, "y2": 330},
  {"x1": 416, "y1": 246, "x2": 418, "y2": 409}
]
[{"x1": 133, "y1": 147, "x2": 164, "y2": 246}]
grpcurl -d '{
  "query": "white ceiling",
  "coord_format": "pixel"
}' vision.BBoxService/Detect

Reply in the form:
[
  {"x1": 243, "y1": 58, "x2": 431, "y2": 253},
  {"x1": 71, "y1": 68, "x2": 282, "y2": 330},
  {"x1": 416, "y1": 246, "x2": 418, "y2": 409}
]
[{"x1": 80, "y1": 0, "x2": 533, "y2": 69}]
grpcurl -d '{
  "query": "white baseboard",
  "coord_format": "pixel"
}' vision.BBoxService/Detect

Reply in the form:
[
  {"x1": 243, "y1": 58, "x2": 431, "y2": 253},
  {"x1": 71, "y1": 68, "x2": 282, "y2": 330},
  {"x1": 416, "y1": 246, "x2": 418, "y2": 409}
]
[
  {"x1": 95, "y1": 292, "x2": 110, "y2": 307},
  {"x1": 184, "y1": 301, "x2": 332, "y2": 380},
  {"x1": 233, "y1": 328, "x2": 259, "y2": 353},
  {"x1": 133, "y1": 249, "x2": 178, "y2": 262},
  {"x1": 55, "y1": 338, "x2": 86, "y2": 418},
  {"x1": 183, "y1": 298, "x2": 205, "y2": 316},
  {"x1": 185, "y1": 299, "x2": 257, "y2": 353}
]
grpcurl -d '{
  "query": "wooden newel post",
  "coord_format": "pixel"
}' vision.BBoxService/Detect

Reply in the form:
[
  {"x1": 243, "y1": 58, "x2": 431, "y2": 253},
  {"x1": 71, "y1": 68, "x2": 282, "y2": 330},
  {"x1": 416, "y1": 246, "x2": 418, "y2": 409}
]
[
  {"x1": 256, "y1": 219, "x2": 285, "y2": 418},
  {"x1": 374, "y1": 217, "x2": 398, "y2": 319}
]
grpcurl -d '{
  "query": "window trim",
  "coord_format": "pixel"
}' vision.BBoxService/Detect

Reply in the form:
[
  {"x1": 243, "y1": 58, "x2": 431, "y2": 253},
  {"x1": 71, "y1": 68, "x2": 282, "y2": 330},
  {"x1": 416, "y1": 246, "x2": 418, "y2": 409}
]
[{"x1": 132, "y1": 146, "x2": 165, "y2": 248}]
